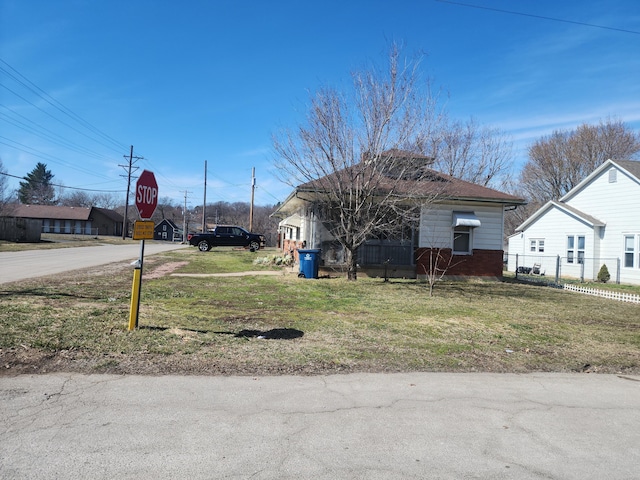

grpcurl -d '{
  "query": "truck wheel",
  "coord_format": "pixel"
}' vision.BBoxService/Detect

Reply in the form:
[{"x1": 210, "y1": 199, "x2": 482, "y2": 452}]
[
  {"x1": 249, "y1": 240, "x2": 260, "y2": 251},
  {"x1": 198, "y1": 240, "x2": 211, "y2": 252}
]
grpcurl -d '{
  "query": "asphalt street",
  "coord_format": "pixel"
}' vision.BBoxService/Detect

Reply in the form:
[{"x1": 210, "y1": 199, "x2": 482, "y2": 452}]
[
  {"x1": 1, "y1": 372, "x2": 639, "y2": 479},
  {"x1": 0, "y1": 242, "x2": 187, "y2": 284}
]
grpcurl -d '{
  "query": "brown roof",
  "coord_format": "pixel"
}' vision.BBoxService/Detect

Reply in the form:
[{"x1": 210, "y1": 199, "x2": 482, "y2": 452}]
[
  {"x1": 298, "y1": 161, "x2": 525, "y2": 205},
  {"x1": 615, "y1": 160, "x2": 640, "y2": 179},
  {"x1": 12, "y1": 204, "x2": 92, "y2": 220},
  {"x1": 11, "y1": 205, "x2": 123, "y2": 222}
]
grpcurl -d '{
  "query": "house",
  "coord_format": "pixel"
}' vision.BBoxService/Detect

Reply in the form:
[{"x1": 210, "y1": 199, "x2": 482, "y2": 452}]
[
  {"x1": 507, "y1": 159, "x2": 640, "y2": 285},
  {"x1": 273, "y1": 154, "x2": 526, "y2": 279},
  {"x1": 9, "y1": 204, "x2": 124, "y2": 237},
  {"x1": 154, "y1": 219, "x2": 182, "y2": 242}
]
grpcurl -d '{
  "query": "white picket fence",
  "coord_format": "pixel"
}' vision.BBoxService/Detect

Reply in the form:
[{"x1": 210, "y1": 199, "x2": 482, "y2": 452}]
[{"x1": 563, "y1": 284, "x2": 640, "y2": 304}]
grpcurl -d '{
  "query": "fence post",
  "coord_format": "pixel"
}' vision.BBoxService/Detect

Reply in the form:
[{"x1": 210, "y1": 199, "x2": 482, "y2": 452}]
[
  {"x1": 555, "y1": 255, "x2": 560, "y2": 284},
  {"x1": 580, "y1": 261, "x2": 585, "y2": 283},
  {"x1": 515, "y1": 254, "x2": 519, "y2": 279},
  {"x1": 616, "y1": 258, "x2": 621, "y2": 284}
]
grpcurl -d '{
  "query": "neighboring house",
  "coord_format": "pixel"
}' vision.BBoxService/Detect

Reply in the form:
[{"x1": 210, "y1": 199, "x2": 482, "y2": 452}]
[
  {"x1": 273, "y1": 157, "x2": 526, "y2": 279},
  {"x1": 507, "y1": 159, "x2": 640, "y2": 285},
  {"x1": 9, "y1": 204, "x2": 124, "y2": 237},
  {"x1": 154, "y1": 219, "x2": 182, "y2": 241}
]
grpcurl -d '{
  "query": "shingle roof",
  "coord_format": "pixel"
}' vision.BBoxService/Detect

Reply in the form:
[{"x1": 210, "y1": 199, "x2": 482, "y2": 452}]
[
  {"x1": 615, "y1": 159, "x2": 640, "y2": 179},
  {"x1": 12, "y1": 204, "x2": 92, "y2": 220},
  {"x1": 298, "y1": 162, "x2": 525, "y2": 204},
  {"x1": 10, "y1": 205, "x2": 123, "y2": 222}
]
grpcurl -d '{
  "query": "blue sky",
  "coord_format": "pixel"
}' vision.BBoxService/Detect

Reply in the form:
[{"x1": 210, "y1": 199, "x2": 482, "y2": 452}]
[{"x1": 1, "y1": 0, "x2": 639, "y2": 208}]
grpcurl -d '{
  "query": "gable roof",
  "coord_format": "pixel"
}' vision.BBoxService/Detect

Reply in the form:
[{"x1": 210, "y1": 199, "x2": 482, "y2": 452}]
[
  {"x1": 274, "y1": 155, "x2": 525, "y2": 217},
  {"x1": 156, "y1": 218, "x2": 179, "y2": 229},
  {"x1": 560, "y1": 159, "x2": 640, "y2": 202},
  {"x1": 515, "y1": 200, "x2": 605, "y2": 232}
]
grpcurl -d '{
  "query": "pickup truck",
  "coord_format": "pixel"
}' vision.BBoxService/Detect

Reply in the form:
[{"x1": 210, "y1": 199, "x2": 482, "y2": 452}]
[{"x1": 187, "y1": 225, "x2": 265, "y2": 252}]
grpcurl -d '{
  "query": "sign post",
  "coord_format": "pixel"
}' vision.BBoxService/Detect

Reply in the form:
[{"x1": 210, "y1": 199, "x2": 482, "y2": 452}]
[{"x1": 128, "y1": 170, "x2": 158, "y2": 331}]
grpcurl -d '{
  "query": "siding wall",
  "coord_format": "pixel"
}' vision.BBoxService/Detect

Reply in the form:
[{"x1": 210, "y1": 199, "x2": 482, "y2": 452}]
[
  {"x1": 417, "y1": 202, "x2": 506, "y2": 277},
  {"x1": 507, "y1": 205, "x2": 596, "y2": 279},
  {"x1": 564, "y1": 166, "x2": 640, "y2": 284},
  {"x1": 510, "y1": 164, "x2": 640, "y2": 285},
  {"x1": 419, "y1": 203, "x2": 504, "y2": 250}
]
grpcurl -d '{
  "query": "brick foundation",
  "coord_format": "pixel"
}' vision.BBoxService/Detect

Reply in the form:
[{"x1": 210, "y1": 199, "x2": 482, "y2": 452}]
[{"x1": 416, "y1": 248, "x2": 504, "y2": 278}]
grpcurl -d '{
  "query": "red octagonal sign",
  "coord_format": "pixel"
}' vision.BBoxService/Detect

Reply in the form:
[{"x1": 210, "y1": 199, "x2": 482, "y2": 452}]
[{"x1": 135, "y1": 170, "x2": 158, "y2": 219}]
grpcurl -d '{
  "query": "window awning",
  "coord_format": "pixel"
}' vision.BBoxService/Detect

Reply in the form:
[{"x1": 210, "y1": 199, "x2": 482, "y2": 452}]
[{"x1": 452, "y1": 212, "x2": 481, "y2": 228}]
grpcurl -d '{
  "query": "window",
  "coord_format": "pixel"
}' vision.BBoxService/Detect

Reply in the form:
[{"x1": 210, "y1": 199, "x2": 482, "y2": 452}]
[
  {"x1": 567, "y1": 235, "x2": 585, "y2": 264},
  {"x1": 453, "y1": 226, "x2": 471, "y2": 254},
  {"x1": 530, "y1": 239, "x2": 545, "y2": 253},
  {"x1": 577, "y1": 236, "x2": 585, "y2": 264},
  {"x1": 624, "y1": 235, "x2": 635, "y2": 268}
]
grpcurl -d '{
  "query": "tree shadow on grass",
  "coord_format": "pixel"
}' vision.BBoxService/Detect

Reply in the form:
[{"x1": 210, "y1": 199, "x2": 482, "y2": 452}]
[
  {"x1": 234, "y1": 328, "x2": 304, "y2": 340},
  {"x1": 139, "y1": 325, "x2": 304, "y2": 340}
]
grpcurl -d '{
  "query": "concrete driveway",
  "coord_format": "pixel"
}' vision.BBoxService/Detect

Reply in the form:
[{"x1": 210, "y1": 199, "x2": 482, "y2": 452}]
[
  {"x1": 1, "y1": 372, "x2": 638, "y2": 479},
  {"x1": 0, "y1": 242, "x2": 187, "y2": 284}
]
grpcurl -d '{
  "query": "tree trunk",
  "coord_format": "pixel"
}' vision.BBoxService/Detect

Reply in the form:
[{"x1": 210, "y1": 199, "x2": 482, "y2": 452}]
[{"x1": 345, "y1": 246, "x2": 358, "y2": 281}]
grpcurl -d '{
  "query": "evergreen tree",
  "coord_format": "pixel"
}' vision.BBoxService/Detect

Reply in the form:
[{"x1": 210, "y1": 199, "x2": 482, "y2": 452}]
[{"x1": 18, "y1": 163, "x2": 56, "y2": 205}]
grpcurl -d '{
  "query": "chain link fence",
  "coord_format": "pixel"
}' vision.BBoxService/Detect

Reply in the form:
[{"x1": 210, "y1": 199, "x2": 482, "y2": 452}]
[{"x1": 504, "y1": 253, "x2": 621, "y2": 285}]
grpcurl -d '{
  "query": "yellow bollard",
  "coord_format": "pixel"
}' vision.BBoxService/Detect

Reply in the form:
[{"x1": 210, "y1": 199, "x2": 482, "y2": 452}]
[{"x1": 128, "y1": 267, "x2": 141, "y2": 331}]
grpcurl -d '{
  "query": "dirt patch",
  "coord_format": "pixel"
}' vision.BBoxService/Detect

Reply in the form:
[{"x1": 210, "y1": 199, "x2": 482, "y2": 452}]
[{"x1": 145, "y1": 261, "x2": 189, "y2": 279}]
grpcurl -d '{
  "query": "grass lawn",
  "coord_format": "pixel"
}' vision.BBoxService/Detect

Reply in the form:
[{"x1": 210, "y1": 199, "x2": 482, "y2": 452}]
[{"x1": 1, "y1": 247, "x2": 638, "y2": 376}]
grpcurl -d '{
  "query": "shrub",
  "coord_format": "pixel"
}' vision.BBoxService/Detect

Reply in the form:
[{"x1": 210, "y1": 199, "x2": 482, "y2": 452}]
[
  {"x1": 597, "y1": 264, "x2": 611, "y2": 283},
  {"x1": 253, "y1": 254, "x2": 294, "y2": 267}
]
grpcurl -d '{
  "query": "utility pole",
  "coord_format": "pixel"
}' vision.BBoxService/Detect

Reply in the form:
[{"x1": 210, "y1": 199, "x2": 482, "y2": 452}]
[
  {"x1": 249, "y1": 167, "x2": 255, "y2": 232},
  {"x1": 119, "y1": 145, "x2": 143, "y2": 239},
  {"x1": 202, "y1": 160, "x2": 207, "y2": 233},
  {"x1": 182, "y1": 190, "x2": 191, "y2": 240}
]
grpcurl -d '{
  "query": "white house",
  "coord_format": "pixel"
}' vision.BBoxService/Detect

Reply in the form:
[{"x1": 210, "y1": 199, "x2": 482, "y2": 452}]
[
  {"x1": 507, "y1": 159, "x2": 640, "y2": 285},
  {"x1": 274, "y1": 151, "x2": 525, "y2": 279}
]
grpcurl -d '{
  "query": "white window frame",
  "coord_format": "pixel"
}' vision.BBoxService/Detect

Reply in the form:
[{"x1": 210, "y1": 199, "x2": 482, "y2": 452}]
[
  {"x1": 577, "y1": 235, "x2": 585, "y2": 264},
  {"x1": 530, "y1": 238, "x2": 545, "y2": 253},
  {"x1": 566, "y1": 235, "x2": 585, "y2": 264},
  {"x1": 624, "y1": 235, "x2": 636, "y2": 269},
  {"x1": 567, "y1": 236, "x2": 575, "y2": 264}
]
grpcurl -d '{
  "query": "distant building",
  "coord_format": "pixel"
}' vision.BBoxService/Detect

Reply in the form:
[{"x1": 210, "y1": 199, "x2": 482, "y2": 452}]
[
  {"x1": 9, "y1": 204, "x2": 124, "y2": 236},
  {"x1": 154, "y1": 219, "x2": 182, "y2": 241}
]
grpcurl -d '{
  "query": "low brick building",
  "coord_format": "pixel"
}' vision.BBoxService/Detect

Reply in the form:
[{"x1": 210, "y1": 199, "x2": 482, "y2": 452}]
[{"x1": 9, "y1": 205, "x2": 124, "y2": 237}]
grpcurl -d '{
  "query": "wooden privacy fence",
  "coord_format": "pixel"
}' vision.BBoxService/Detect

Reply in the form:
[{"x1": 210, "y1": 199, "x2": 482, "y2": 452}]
[{"x1": 563, "y1": 284, "x2": 640, "y2": 304}]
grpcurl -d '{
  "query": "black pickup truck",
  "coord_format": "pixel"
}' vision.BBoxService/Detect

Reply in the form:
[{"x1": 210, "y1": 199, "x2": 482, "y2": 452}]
[{"x1": 187, "y1": 225, "x2": 265, "y2": 252}]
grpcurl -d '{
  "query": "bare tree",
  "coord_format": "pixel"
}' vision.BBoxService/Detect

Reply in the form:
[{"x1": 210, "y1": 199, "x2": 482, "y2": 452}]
[
  {"x1": 273, "y1": 44, "x2": 448, "y2": 280},
  {"x1": 59, "y1": 190, "x2": 92, "y2": 207},
  {"x1": 520, "y1": 118, "x2": 640, "y2": 202},
  {"x1": 419, "y1": 117, "x2": 513, "y2": 189},
  {"x1": 0, "y1": 159, "x2": 16, "y2": 216}
]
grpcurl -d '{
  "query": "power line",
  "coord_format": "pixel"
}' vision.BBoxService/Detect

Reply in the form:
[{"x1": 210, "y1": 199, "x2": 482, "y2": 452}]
[
  {"x1": 435, "y1": 0, "x2": 640, "y2": 35},
  {"x1": 0, "y1": 136, "x2": 115, "y2": 181},
  {"x1": 0, "y1": 171, "x2": 125, "y2": 193},
  {"x1": 0, "y1": 59, "x2": 128, "y2": 153}
]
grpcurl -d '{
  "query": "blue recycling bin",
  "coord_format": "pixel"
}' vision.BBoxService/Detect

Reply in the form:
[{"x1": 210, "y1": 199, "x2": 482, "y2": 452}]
[{"x1": 298, "y1": 249, "x2": 321, "y2": 279}]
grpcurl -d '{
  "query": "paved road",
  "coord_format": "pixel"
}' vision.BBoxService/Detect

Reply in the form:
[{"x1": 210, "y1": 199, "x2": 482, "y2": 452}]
[
  {"x1": 0, "y1": 242, "x2": 187, "y2": 284},
  {"x1": 1, "y1": 372, "x2": 638, "y2": 479}
]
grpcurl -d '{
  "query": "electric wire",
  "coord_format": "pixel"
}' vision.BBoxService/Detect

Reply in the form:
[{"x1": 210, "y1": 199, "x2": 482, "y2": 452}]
[{"x1": 435, "y1": 0, "x2": 640, "y2": 35}]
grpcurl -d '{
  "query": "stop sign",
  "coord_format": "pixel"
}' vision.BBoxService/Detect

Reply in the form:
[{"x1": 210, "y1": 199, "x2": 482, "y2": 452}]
[{"x1": 135, "y1": 170, "x2": 158, "y2": 219}]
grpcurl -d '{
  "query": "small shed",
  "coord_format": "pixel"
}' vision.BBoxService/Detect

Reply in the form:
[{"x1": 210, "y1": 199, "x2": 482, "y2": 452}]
[{"x1": 154, "y1": 219, "x2": 182, "y2": 241}]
